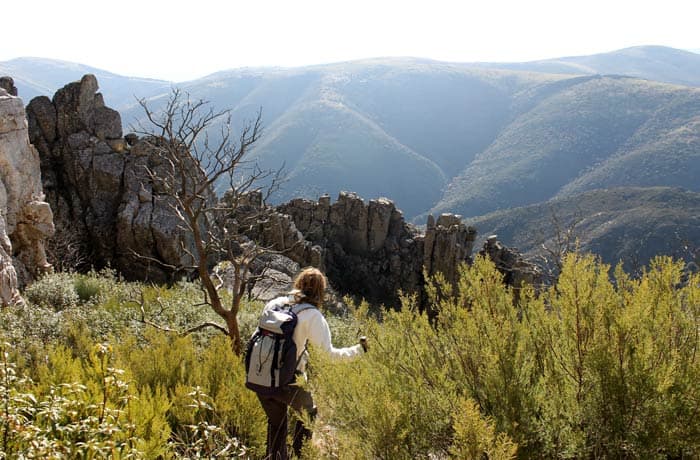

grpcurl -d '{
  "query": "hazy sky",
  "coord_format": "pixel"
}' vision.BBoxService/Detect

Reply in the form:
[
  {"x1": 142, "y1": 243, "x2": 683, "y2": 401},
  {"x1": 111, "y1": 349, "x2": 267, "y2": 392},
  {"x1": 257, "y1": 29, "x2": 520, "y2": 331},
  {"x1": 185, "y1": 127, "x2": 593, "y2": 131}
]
[{"x1": 2, "y1": 0, "x2": 698, "y2": 81}]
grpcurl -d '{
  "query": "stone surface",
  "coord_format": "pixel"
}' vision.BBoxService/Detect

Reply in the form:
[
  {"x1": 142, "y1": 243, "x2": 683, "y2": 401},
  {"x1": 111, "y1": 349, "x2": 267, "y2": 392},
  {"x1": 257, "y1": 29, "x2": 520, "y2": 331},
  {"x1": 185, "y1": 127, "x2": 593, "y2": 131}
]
[
  {"x1": 28, "y1": 75, "x2": 194, "y2": 281},
  {"x1": 479, "y1": 235, "x2": 543, "y2": 297},
  {"x1": 0, "y1": 84, "x2": 55, "y2": 305},
  {"x1": 269, "y1": 192, "x2": 477, "y2": 308},
  {"x1": 0, "y1": 77, "x2": 18, "y2": 97}
]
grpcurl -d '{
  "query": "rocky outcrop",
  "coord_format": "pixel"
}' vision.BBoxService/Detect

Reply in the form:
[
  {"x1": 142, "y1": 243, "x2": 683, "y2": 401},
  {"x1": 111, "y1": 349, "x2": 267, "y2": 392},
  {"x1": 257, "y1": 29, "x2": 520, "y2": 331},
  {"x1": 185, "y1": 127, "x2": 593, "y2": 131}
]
[
  {"x1": 0, "y1": 77, "x2": 18, "y2": 97},
  {"x1": 0, "y1": 80, "x2": 55, "y2": 305},
  {"x1": 27, "y1": 75, "x2": 194, "y2": 281},
  {"x1": 479, "y1": 235, "x2": 543, "y2": 293},
  {"x1": 424, "y1": 213, "x2": 478, "y2": 288},
  {"x1": 264, "y1": 192, "x2": 477, "y2": 307}
]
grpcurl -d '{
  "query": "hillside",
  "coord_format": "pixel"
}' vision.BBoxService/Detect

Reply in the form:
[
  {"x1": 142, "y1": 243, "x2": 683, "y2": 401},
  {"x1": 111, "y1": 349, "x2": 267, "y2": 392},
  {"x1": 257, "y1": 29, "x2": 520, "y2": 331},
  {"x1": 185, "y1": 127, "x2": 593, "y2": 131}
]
[
  {"x1": 120, "y1": 60, "x2": 564, "y2": 217},
  {"x1": 432, "y1": 75, "x2": 700, "y2": 218},
  {"x1": 480, "y1": 45, "x2": 700, "y2": 87},
  {"x1": 118, "y1": 55, "x2": 700, "y2": 220},
  {"x1": 465, "y1": 187, "x2": 700, "y2": 271},
  {"x1": 3, "y1": 48, "x2": 700, "y2": 226}
]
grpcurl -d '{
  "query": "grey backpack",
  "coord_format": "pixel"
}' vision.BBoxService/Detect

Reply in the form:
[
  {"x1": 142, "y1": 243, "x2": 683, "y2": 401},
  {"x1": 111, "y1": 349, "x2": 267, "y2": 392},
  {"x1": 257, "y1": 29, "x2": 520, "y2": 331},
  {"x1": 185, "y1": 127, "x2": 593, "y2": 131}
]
[{"x1": 244, "y1": 303, "x2": 314, "y2": 394}]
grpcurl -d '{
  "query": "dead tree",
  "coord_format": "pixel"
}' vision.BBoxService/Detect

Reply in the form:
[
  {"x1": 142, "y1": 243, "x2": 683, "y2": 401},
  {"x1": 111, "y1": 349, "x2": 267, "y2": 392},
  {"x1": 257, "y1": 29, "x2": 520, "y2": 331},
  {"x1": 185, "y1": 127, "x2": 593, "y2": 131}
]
[
  {"x1": 135, "y1": 89, "x2": 281, "y2": 355},
  {"x1": 533, "y1": 205, "x2": 583, "y2": 285}
]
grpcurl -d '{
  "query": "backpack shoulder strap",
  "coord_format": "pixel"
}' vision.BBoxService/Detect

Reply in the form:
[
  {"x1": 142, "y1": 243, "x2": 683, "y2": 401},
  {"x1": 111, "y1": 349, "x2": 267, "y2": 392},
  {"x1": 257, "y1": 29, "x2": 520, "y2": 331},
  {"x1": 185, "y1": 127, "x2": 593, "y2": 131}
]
[
  {"x1": 290, "y1": 303, "x2": 316, "y2": 370},
  {"x1": 290, "y1": 303, "x2": 316, "y2": 315}
]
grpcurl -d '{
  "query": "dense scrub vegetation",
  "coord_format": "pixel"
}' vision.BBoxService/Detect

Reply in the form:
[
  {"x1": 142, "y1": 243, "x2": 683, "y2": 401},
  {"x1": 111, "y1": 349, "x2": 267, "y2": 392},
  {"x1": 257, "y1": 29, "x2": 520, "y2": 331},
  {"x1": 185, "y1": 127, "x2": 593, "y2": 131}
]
[{"x1": 2, "y1": 254, "x2": 699, "y2": 458}]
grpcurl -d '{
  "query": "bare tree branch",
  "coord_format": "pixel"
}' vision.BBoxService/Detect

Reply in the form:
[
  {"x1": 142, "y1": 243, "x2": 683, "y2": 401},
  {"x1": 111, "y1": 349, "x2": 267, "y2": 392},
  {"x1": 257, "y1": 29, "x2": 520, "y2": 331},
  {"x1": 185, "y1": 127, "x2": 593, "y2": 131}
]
[
  {"x1": 131, "y1": 89, "x2": 285, "y2": 355},
  {"x1": 131, "y1": 293, "x2": 229, "y2": 337},
  {"x1": 534, "y1": 205, "x2": 584, "y2": 285}
]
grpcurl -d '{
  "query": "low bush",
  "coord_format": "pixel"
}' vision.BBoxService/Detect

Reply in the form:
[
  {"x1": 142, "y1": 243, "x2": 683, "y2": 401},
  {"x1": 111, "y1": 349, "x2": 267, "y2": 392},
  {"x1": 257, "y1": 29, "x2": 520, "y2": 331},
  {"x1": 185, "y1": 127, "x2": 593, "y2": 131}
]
[
  {"x1": 73, "y1": 268, "x2": 117, "y2": 303},
  {"x1": 311, "y1": 254, "x2": 700, "y2": 459},
  {"x1": 24, "y1": 271, "x2": 79, "y2": 311},
  {"x1": 0, "y1": 341, "x2": 169, "y2": 459}
]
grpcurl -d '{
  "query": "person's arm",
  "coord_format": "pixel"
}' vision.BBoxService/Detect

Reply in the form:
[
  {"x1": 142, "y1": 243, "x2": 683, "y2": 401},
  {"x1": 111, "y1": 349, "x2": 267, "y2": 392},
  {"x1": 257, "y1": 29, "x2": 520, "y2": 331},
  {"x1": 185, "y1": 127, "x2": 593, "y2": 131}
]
[{"x1": 305, "y1": 310, "x2": 363, "y2": 359}]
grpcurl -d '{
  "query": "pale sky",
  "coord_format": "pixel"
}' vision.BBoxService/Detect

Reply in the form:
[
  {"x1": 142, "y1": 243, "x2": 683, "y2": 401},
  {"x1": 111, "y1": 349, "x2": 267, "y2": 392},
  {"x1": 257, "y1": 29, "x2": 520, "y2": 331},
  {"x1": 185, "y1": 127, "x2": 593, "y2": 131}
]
[{"x1": 2, "y1": 0, "x2": 698, "y2": 82}]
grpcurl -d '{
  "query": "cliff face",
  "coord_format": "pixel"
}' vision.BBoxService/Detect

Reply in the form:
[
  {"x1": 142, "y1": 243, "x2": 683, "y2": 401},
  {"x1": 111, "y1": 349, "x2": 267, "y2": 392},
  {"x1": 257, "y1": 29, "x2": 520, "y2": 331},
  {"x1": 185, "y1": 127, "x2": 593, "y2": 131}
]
[
  {"x1": 0, "y1": 77, "x2": 54, "y2": 305},
  {"x1": 26, "y1": 74, "x2": 195, "y2": 281},
  {"x1": 262, "y1": 192, "x2": 478, "y2": 307}
]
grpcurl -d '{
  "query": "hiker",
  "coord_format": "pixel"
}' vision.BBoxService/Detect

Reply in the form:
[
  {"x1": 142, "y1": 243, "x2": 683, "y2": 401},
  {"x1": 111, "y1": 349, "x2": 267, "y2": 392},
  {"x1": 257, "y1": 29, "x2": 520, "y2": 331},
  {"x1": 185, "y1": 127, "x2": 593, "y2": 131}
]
[{"x1": 250, "y1": 267, "x2": 368, "y2": 459}]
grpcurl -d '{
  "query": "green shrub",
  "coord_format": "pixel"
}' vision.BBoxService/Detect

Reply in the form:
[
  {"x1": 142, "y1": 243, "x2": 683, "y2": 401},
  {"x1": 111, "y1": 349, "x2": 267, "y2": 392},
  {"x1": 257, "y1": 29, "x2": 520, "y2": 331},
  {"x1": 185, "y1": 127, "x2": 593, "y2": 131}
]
[
  {"x1": 311, "y1": 254, "x2": 700, "y2": 459},
  {"x1": 0, "y1": 341, "x2": 170, "y2": 459},
  {"x1": 117, "y1": 331, "x2": 267, "y2": 456},
  {"x1": 73, "y1": 272, "x2": 105, "y2": 303},
  {"x1": 521, "y1": 255, "x2": 700, "y2": 458},
  {"x1": 450, "y1": 397, "x2": 517, "y2": 460},
  {"x1": 0, "y1": 301, "x2": 63, "y2": 351},
  {"x1": 24, "y1": 271, "x2": 79, "y2": 311},
  {"x1": 167, "y1": 386, "x2": 250, "y2": 458},
  {"x1": 311, "y1": 298, "x2": 459, "y2": 459},
  {"x1": 193, "y1": 335, "x2": 267, "y2": 453},
  {"x1": 8, "y1": 253, "x2": 699, "y2": 458}
]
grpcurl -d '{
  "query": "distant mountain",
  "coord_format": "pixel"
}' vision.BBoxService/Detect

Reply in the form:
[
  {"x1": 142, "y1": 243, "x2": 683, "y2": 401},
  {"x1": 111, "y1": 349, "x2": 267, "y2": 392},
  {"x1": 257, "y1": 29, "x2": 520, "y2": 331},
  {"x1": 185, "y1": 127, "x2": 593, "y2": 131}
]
[
  {"x1": 431, "y1": 75, "x2": 700, "y2": 219},
  {"x1": 479, "y1": 46, "x2": 700, "y2": 87},
  {"x1": 4, "y1": 47, "x2": 700, "y2": 228},
  {"x1": 120, "y1": 59, "x2": 565, "y2": 217},
  {"x1": 465, "y1": 187, "x2": 700, "y2": 272},
  {"x1": 0, "y1": 57, "x2": 170, "y2": 109}
]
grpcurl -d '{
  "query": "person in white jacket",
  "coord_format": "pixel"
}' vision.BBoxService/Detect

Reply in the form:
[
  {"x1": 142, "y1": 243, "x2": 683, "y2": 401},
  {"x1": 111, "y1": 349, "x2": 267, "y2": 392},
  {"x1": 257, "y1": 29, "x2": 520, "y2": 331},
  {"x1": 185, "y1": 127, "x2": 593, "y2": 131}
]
[{"x1": 256, "y1": 267, "x2": 367, "y2": 460}]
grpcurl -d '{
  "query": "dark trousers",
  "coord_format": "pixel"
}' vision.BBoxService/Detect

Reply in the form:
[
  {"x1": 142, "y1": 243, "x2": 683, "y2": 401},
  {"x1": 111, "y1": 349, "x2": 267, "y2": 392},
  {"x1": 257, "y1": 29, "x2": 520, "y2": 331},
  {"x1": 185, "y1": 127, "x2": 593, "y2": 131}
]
[{"x1": 257, "y1": 385, "x2": 317, "y2": 460}]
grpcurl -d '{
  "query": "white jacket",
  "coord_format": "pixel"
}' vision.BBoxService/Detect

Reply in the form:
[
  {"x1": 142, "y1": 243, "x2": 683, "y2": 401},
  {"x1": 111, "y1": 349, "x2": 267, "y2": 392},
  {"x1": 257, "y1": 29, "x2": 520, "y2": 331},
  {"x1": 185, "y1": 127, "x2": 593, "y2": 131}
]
[{"x1": 262, "y1": 296, "x2": 362, "y2": 373}]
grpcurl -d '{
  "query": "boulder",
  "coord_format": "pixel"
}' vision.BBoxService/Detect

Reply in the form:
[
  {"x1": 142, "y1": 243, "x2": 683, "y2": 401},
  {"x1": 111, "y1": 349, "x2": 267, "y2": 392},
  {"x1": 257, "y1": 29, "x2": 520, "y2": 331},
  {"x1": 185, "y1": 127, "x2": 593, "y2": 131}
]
[{"x1": 0, "y1": 77, "x2": 17, "y2": 97}]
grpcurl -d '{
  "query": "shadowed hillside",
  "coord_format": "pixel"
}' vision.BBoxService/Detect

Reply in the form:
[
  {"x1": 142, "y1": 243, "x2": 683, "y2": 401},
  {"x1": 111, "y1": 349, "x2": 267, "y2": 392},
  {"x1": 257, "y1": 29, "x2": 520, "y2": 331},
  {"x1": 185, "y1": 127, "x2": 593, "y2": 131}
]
[
  {"x1": 119, "y1": 59, "x2": 564, "y2": 216},
  {"x1": 465, "y1": 187, "x2": 700, "y2": 272},
  {"x1": 250, "y1": 98, "x2": 449, "y2": 217}
]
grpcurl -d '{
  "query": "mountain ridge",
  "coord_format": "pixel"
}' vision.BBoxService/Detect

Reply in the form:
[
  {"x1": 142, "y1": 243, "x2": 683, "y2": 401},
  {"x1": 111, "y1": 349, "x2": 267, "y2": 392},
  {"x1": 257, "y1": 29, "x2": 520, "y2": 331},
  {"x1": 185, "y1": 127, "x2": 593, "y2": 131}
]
[
  {"x1": 2, "y1": 46, "x2": 699, "y2": 267},
  {"x1": 0, "y1": 57, "x2": 171, "y2": 110},
  {"x1": 475, "y1": 45, "x2": 700, "y2": 87}
]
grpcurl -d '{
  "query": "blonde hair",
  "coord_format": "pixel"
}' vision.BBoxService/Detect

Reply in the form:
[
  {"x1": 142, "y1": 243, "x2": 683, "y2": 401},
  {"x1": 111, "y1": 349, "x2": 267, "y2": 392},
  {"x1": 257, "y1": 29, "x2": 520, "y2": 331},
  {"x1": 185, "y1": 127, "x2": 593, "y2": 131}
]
[{"x1": 291, "y1": 267, "x2": 327, "y2": 307}]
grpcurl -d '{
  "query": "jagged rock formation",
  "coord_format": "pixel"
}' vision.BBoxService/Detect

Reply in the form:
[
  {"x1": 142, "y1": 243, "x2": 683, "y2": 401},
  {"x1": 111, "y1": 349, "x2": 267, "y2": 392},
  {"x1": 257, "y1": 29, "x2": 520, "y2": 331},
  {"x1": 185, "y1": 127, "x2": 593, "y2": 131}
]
[
  {"x1": 27, "y1": 75, "x2": 194, "y2": 281},
  {"x1": 424, "y1": 213, "x2": 478, "y2": 287},
  {"x1": 0, "y1": 78, "x2": 55, "y2": 305},
  {"x1": 479, "y1": 235, "x2": 543, "y2": 291},
  {"x1": 0, "y1": 77, "x2": 18, "y2": 97},
  {"x1": 257, "y1": 192, "x2": 478, "y2": 307}
]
